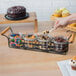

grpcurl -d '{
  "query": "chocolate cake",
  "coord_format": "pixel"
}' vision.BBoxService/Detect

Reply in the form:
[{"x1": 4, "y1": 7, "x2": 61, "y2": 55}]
[{"x1": 7, "y1": 6, "x2": 26, "y2": 18}]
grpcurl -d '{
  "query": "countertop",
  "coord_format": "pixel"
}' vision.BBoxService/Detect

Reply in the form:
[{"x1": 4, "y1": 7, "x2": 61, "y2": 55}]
[{"x1": 0, "y1": 25, "x2": 76, "y2": 76}]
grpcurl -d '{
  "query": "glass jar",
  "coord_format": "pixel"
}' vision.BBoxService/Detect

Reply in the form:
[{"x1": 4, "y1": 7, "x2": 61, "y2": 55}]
[
  {"x1": 37, "y1": 34, "x2": 52, "y2": 51},
  {"x1": 52, "y1": 36, "x2": 69, "y2": 53},
  {"x1": 9, "y1": 34, "x2": 24, "y2": 48},
  {"x1": 23, "y1": 33, "x2": 38, "y2": 48}
]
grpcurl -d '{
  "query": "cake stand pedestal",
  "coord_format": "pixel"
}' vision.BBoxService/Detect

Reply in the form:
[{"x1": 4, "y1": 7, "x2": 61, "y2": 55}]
[{"x1": 0, "y1": 12, "x2": 38, "y2": 33}]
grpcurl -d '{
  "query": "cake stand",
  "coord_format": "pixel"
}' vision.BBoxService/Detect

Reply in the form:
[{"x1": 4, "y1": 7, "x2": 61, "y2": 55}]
[{"x1": 0, "y1": 12, "x2": 38, "y2": 33}]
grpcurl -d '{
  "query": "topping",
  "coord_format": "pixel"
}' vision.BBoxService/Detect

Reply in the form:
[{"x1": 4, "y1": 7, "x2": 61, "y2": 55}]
[{"x1": 54, "y1": 37, "x2": 67, "y2": 42}]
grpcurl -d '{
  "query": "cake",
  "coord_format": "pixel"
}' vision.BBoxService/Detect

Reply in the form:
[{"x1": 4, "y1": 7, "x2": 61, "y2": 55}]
[
  {"x1": 60, "y1": 8, "x2": 67, "y2": 12},
  {"x1": 53, "y1": 9, "x2": 62, "y2": 17},
  {"x1": 70, "y1": 56, "x2": 76, "y2": 70},
  {"x1": 52, "y1": 8, "x2": 70, "y2": 17},
  {"x1": 62, "y1": 10, "x2": 70, "y2": 17},
  {"x1": 7, "y1": 6, "x2": 26, "y2": 18}
]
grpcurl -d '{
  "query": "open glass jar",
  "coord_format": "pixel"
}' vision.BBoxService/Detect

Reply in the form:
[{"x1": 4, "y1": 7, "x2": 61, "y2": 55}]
[
  {"x1": 23, "y1": 33, "x2": 38, "y2": 48},
  {"x1": 9, "y1": 34, "x2": 24, "y2": 48},
  {"x1": 52, "y1": 36, "x2": 69, "y2": 53},
  {"x1": 37, "y1": 34, "x2": 52, "y2": 51}
]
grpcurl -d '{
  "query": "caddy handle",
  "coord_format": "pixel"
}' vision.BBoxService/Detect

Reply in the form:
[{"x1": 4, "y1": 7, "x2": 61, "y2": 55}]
[
  {"x1": 69, "y1": 32, "x2": 75, "y2": 43},
  {"x1": 0, "y1": 26, "x2": 11, "y2": 35}
]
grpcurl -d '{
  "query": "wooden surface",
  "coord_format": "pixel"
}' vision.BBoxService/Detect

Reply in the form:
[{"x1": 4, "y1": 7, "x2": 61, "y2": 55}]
[
  {"x1": 51, "y1": 15, "x2": 57, "y2": 20},
  {"x1": 0, "y1": 26, "x2": 76, "y2": 76},
  {"x1": 0, "y1": 12, "x2": 38, "y2": 33},
  {"x1": 51, "y1": 15, "x2": 61, "y2": 21},
  {"x1": 0, "y1": 12, "x2": 37, "y2": 24},
  {"x1": 65, "y1": 24, "x2": 76, "y2": 43},
  {"x1": 65, "y1": 24, "x2": 76, "y2": 32}
]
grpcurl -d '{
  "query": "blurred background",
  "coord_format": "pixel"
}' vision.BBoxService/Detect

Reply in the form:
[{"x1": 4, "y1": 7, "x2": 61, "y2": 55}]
[{"x1": 0, "y1": 0, "x2": 76, "y2": 21}]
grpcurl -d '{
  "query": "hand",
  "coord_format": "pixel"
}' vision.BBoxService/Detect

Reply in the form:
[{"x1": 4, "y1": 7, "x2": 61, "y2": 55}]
[
  {"x1": 54, "y1": 17, "x2": 69, "y2": 28},
  {"x1": 54, "y1": 13, "x2": 76, "y2": 28}
]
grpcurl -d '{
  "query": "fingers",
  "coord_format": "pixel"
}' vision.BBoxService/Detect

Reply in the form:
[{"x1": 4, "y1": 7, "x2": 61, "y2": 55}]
[
  {"x1": 54, "y1": 20, "x2": 60, "y2": 29},
  {"x1": 54, "y1": 23, "x2": 60, "y2": 29},
  {"x1": 54, "y1": 20, "x2": 59, "y2": 25}
]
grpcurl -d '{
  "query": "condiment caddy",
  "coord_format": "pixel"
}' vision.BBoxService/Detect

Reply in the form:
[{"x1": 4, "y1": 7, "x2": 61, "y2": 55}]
[{"x1": 1, "y1": 27, "x2": 74, "y2": 55}]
